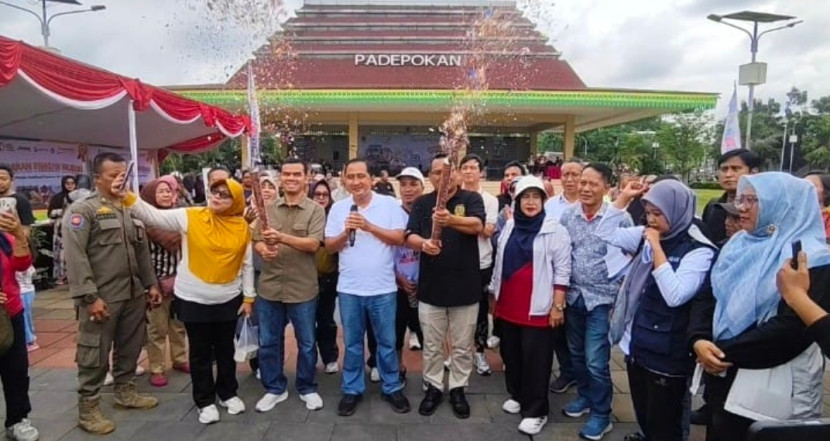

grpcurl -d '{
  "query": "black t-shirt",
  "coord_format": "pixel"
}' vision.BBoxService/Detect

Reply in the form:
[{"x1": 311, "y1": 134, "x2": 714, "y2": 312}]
[
  {"x1": 3, "y1": 193, "x2": 35, "y2": 226},
  {"x1": 406, "y1": 189, "x2": 485, "y2": 307}
]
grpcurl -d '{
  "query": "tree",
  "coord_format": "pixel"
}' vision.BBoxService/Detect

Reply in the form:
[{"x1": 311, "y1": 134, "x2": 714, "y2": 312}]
[
  {"x1": 658, "y1": 110, "x2": 713, "y2": 181},
  {"x1": 159, "y1": 133, "x2": 285, "y2": 175}
]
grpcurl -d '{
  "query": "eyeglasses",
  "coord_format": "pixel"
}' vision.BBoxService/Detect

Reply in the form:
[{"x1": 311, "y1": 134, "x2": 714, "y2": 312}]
[
  {"x1": 735, "y1": 195, "x2": 758, "y2": 208},
  {"x1": 313, "y1": 192, "x2": 330, "y2": 198},
  {"x1": 210, "y1": 189, "x2": 232, "y2": 200}
]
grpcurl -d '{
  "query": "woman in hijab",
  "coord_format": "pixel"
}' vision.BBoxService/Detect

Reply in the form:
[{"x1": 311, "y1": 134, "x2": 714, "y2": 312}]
[
  {"x1": 689, "y1": 172, "x2": 830, "y2": 441},
  {"x1": 114, "y1": 175, "x2": 254, "y2": 425},
  {"x1": 804, "y1": 171, "x2": 830, "y2": 241},
  {"x1": 311, "y1": 179, "x2": 340, "y2": 374},
  {"x1": 48, "y1": 175, "x2": 76, "y2": 282},
  {"x1": 597, "y1": 179, "x2": 716, "y2": 441},
  {"x1": 488, "y1": 176, "x2": 571, "y2": 436},
  {"x1": 245, "y1": 173, "x2": 279, "y2": 378},
  {"x1": 139, "y1": 177, "x2": 189, "y2": 388}
]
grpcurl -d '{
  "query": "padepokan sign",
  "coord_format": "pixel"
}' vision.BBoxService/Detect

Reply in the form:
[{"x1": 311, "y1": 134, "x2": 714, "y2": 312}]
[{"x1": 354, "y1": 54, "x2": 463, "y2": 67}]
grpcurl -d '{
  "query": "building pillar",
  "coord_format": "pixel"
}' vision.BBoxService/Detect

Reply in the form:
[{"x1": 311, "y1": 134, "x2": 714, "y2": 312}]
[
  {"x1": 563, "y1": 115, "x2": 576, "y2": 160},
  {"x1": 529, "y1": 130, "x2": 539, "y2": 155},
  {"x1": 348, "y1": 113, "x2": 359, "y2": 159},
  {"x1": 240, "y1": 136, "x2": 250, "y2": 168}
]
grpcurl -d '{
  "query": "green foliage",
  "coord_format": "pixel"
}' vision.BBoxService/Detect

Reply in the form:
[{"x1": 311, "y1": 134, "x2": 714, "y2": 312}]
[{"x1": 689, "y1": 181, "x2": 723, "y2": 190}]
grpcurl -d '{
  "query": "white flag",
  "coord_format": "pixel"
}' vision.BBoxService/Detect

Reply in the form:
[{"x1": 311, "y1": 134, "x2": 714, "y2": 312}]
[{"x1": 721, "y1": 83, "x2": 742, "y2": 154}]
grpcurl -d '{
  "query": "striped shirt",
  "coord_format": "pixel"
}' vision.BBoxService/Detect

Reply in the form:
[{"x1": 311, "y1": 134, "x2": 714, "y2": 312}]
[{"x1": 149, "y1": 241, "x2": 179, "y2": 279}]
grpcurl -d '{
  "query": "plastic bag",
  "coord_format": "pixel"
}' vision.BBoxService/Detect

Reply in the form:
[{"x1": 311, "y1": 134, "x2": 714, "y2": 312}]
[{"x1": 233, "y1": 315, "x2": 259, "y2": 363}]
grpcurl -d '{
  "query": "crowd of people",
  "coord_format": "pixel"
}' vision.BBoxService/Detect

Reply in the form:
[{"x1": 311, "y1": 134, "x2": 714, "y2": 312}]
[{"x1": 0, "y1": 147, "x2": 829, "y2": 441}]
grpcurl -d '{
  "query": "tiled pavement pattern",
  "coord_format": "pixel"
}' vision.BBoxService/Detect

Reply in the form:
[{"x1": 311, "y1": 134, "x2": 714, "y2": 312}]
[{"x1": 8, "y1": 282, "x2": 829, "y2": 440}]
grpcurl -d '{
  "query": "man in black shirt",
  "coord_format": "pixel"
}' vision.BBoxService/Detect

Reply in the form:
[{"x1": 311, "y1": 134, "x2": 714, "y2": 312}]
[
  {"x1": 373, "y1": 170, "x2": 396, "y2": 197},
  {"x1": 405, "y1": 154, "x2": 484, "y2": 419},
  {"x1": 701, "y1": 149, "x2": 761, "y2": 245},
  {"x1": 497, "y1": 161, "x2": 526, "y2": 211},
  {"x1": 0, "y1": 164, "x2": 36, "y2": 229}
]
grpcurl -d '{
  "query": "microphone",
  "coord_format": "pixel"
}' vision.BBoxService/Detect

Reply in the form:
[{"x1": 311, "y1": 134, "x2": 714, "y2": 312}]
[{"x1": 348, "y1": 204, "x2": 358, "y2": 247}]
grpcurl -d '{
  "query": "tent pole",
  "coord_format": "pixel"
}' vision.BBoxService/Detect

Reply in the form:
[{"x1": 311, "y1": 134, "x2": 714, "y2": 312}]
[{"x1": 128, "y1": 102, "x2": 139, "y2": 190}]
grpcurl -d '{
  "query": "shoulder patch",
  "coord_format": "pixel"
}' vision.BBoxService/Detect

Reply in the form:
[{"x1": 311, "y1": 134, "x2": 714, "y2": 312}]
[{"x1": 68, "y1": 214, "x2": 85, "y2": 229}]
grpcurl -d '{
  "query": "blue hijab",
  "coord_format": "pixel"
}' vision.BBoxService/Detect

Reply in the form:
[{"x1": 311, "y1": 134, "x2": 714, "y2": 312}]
[
  {"x1": 712, "y1": 172, "x2": 830, "y2": 340},
  {"x1": 502, "y1": 189, "x2": 545, "y2": 280}
]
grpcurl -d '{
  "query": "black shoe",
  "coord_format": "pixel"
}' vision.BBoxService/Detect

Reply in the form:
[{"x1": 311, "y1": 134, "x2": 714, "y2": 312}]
[
  {"x1": 337, "y1": 394, "x2": 362, "y2": 417},
  {"x1": 381, "y1": 391, "x2": 411, "y2": 414},
  {"x1": 624, "y1": 433, "x2": 646, "y2": 441},
  {"x1": 418, "y1": 385, "x2": 443, "y2": 416},
  {"x1": 690, "y1": 403, "x2": 710, "y2": 426},
  {"x1": 549, "y1": 375, "x2": 577, "y2": 393},
  {"x1": 449, "y1": 387, "x2": 470, "y2": 419}
]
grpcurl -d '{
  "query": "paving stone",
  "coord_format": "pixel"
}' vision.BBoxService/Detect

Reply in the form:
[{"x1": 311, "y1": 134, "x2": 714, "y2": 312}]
[
  {"x1": 427, "y1": 393, "x2": 491, "y2": 424},
  {"x1": 332, "y1": 423, "x2": 398, "y2": 441},
  {"x1": 195, "y1": 421, "x2": 271, "y2": 441},
  {"x1": 57, "y1": 419, "x2": 145, "y2": 441},
  {"x1": 29, "y1": 368, "x2": 79, "y2": 391},
  {"x1": 124, "y1": 421, "x2": 206, "y2": 441},
  {"x1": 29, "y1": 390, "x2": 78, "y2": 421},
  {"x1": 262, "y1": 422, "x2": 334, "y2": 441},
  {"x1": 26, "y1": 418, "x2": 75, "y2": 441},
  {"x1": 105, "y1": 392, "x2": 196, "y2": 422}
]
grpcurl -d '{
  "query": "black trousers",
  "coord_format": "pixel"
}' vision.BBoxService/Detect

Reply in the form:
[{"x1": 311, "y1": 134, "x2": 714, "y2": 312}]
[
  {"x1": 316, "y1": 273, "x2": 339, "y2": 365},
  {"x1": 0, "y1": 313, "x2": 31, "y2": 428},
  {"x1": 627, "y1": 359, "x2": 688, "y2": 441},
  {"x1": 474, "y1": 267, "x2": 494, "y2": 352},
  {"x1": 366, "y1": 290, "x2": 422, "y2": 368},
  {"x1": 499, "y1": 321, "x2": 555, "y2": 418},
  {"x1": 703, "y1": 370, "x2": 754, "y2": 441},
  {"x1": 184, "y1": 320, "x2": 238, "y2": 408}
]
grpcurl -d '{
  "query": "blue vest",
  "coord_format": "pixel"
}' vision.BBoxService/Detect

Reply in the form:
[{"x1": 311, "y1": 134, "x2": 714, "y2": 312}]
[{"x1": 630, "y1": 235, "x2": 711, "y2": 377}]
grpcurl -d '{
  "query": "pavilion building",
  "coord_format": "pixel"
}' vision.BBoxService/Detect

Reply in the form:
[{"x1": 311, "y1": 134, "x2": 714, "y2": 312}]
[{"x1": 174, "y1": 0, "x2": 716, "y2": 176}]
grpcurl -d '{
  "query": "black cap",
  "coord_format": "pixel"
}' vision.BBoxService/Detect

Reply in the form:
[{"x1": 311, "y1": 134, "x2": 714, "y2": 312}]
[{"x1": 717, "y1": 202, "x2": 740, "y2": 216}]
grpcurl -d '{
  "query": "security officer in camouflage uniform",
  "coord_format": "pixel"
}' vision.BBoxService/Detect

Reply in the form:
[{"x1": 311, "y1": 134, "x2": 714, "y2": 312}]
[{"x1": 63, "y1": 152, "x2": 163, "y2": 435}]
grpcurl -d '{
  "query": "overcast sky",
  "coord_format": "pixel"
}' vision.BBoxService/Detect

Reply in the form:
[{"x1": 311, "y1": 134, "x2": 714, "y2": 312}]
[{"x1": 1, "y1": 0, "x2": 826, "y2": 117}]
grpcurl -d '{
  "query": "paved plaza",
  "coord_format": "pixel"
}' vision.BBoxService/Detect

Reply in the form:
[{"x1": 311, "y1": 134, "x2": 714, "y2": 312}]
[{"x1": 6, "y1": 287, "x2": 829, "y2": 441}]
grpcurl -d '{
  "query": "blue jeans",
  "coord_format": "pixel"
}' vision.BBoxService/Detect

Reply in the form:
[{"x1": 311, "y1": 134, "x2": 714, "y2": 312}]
[
  {"x1": 565, "y1": 295, "x2": 612, "y2": 418},
  {"x1": 21, "y1": 291, "x2": 36, "y2": 345},
  {"x1": 338, "y1": 292, "x2": 401, "y2": 396},
  {"x1": 256, "y1": 297, "x2": 318, "y2": 395}
]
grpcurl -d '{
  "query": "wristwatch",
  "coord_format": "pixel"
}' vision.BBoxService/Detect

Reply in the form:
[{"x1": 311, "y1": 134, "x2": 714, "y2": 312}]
[
  {"x1": 553, "y1": 303, "x2": 566, "y2": 312},
  {"x1": 81, "y1": 294, "x2": 99, "y2": 305}
]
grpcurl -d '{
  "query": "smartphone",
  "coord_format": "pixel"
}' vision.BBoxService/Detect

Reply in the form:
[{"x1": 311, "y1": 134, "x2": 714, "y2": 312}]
[
  {"x1": 791, "y1": 240, "x2": 802, "y2": 270},
  {"x1": 0, "y1": 196, "x2": 17, "y2": 215},
  {"x1": 121, "y1": 161, "x2": 136, "y2": 190}
]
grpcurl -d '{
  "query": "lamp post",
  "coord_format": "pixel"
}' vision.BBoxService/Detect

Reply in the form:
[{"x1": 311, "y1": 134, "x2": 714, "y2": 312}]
[
  {"x1": 707, "y1": 11, "x2": 802, "y2": 151},
  {"x1": 0, "y1": 0, "x2": 106, "y2": 49}
]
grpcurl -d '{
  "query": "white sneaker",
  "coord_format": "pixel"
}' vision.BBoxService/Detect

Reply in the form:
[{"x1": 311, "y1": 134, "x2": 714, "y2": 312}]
[
  {"x1": 486, "y1": 336, "x2": 501, "y2": 349},
  {"x1": 502, "y1": 398, "x2": 521, "y2": 414},
  {"x1": 198, "y1": 404, "x2": 220, "y2": 424},
  {"x1": 324, "y1": 362, "x2": 340, "y2": 374},
  {"x1": 370, "y1": 367, "x2": 380, "y2": 383},
  {"x1": 255, "y1": 391, "x2": 288, "y2": 413},
  {"x1": 218, "y1": 396, "x2": 245, "y2": 415},
  {"x1": 255, "y1": 369, "x2": 261, "y2": 380},
  {"x1": 474, "y1": 352, "x2": 492, "y2": 376},
  {"x1": 103, "y1": 372, "x2": 114, "y2": 386},
  {"x1": 518, "y1": 416, "x2": 548, "y2": 435},
  {"x1": 408, "y1": 334, "x2": 421, "y2": 350},
  {"x1": 135, "y1": 365, "x2": 146, "y2": 376},
  {"x1": 5, "y1": 418, "x2": 39, "y2": 441},
  {"x1": 300, "y1": 392, "x2": 324, "y2": 410}
]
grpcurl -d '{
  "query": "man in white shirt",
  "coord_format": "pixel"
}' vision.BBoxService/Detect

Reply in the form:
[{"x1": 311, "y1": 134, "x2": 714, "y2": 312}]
[
  {"x1": 459, "y1": 154, "x2": 499, "y2": 376},
  {"x1": 324, "y1": 158, "x2": 412, "y2": 417},
  {"x1": 543, "y1": 159, "x2": 583, "y2": 222},
  {"x1": 541, "y1": 158, "x2": 583, "y2": 395}
]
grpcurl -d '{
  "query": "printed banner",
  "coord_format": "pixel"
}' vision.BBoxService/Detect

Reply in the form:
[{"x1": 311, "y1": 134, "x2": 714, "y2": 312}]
[{"x1": 358, "y1": 132, "x2": 441, "y2": 175}]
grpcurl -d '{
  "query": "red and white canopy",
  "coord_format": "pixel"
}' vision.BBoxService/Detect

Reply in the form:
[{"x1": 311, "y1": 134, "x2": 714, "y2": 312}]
[{"x1": 0, "y1": 36, "x2": 250, "y2": 186}]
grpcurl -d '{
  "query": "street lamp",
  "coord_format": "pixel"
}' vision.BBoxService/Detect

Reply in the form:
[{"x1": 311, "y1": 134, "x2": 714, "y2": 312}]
[
  {"x1": 0, "y1": 0, "x2": 106, "y2": 49},
  {"x1": 707, "y1": 11, "x2": 802, "y2": 151}
]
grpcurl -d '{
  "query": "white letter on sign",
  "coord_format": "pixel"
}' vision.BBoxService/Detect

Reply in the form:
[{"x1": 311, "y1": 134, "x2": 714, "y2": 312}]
[{"x1": 354, "y1": 54, "x2": 365, "y2": 66}]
